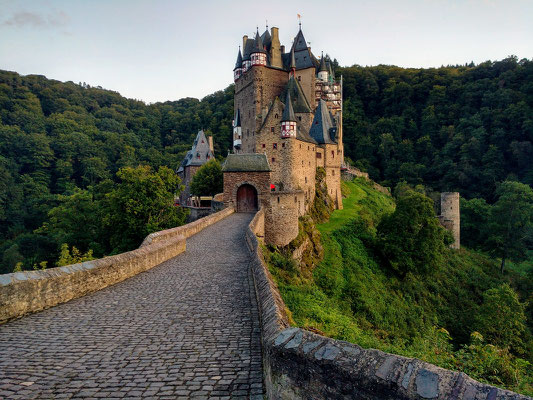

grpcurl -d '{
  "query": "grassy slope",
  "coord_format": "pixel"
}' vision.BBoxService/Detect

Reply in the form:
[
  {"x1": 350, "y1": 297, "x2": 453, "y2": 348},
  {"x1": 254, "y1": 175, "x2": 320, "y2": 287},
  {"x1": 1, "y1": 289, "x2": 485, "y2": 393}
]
[{"x1": 265, "y1": 177, "x2": 532, "y2": 395}]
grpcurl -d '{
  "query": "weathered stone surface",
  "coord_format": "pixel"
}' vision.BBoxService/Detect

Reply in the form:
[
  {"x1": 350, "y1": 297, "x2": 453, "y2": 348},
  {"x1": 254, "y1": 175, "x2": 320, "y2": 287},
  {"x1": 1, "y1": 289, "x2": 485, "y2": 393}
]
[
  {"x1": 0, "y1": 213, "x2": 263, "y2": 399},
  {"x1": 416, "y1": 368, "x2": 440, "y2": 398}
]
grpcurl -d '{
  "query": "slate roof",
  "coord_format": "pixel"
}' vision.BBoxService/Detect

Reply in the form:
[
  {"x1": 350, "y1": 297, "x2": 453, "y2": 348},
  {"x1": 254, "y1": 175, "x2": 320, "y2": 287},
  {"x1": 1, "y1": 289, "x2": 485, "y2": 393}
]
[
  {"x1": 280, "y1": 76, "x2": 312, "y2": 113},
  {"x1": 177, "y1": 130, "x2": 214, "y2": 172},
  {"x1": 309, "y1": 99, "x2": 337, "y2": 144},
  {"x1": 234, "y1": 48, "x2": 242, "y2": 70},
  {"x1": 252, "y1": 31, "x2": 266, "y2": 54},
  {"x1": 222, "y1": 154, "x2": 271, "y2": 172},
  {"x1": 242, "y1": 38, "x2": 255, "y2": 61},
  {"x1": 281, "y1": 91, "x2": 296, "y2": 122},
  {"x1": 261, "y1": 29, "x2": 271, "y2": 49},
  {"x1": 319, "y1": 53, "x2": 328, "y2": 72}
]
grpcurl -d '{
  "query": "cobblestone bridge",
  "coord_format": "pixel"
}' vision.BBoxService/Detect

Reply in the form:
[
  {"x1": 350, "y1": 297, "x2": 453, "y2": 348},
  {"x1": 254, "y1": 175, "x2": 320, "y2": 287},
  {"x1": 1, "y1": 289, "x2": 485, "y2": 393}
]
[{"x1": 0, "y1": 213, "x2": 264, "y2": 399}]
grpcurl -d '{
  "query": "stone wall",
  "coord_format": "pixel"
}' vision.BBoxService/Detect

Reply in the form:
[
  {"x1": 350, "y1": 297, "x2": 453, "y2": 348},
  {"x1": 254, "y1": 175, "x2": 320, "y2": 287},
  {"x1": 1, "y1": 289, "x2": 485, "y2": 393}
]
[
  {"x1": 0, "y1": 207, "x2": 234, "y2": 324},
  {"x1": 265, "y1": 191, "x2": 303, "y2": 246},
  {"x1": 245, "y1": 214, "x2": 529, "y2": 400}
]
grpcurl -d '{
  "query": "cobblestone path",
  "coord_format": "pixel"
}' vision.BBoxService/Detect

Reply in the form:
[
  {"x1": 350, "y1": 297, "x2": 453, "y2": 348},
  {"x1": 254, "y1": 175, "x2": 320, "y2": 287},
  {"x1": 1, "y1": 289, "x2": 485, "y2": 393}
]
[{"x1": 0, "y1": 213, "x2": 263, "y2": 400}]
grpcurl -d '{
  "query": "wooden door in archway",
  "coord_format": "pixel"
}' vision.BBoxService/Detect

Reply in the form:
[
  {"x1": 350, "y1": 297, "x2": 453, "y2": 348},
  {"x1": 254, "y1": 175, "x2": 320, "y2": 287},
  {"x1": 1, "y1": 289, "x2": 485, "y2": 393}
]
[{"x1": 236, "y1": 184, "x2": 258, "y2": 212}]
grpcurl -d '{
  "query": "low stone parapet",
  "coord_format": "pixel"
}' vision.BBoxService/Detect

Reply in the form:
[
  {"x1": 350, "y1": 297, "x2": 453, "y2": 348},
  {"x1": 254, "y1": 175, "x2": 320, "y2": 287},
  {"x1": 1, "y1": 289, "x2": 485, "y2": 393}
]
[
  {"x1": 246, "y1": 212, "x2": 529, "y2": 399},
  {"x1": 0, "y1": 207, "x2": 234, "y2": 324},
  {"x1": 141, "y1": 206, "x2": 233, "y2": 246}
]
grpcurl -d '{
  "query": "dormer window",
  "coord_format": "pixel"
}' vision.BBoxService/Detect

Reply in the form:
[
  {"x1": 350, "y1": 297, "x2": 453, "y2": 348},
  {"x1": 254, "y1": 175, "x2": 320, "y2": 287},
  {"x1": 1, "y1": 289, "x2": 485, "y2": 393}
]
[{"x1": 196, "y1": 153, "x2": 200, "y2": 159}]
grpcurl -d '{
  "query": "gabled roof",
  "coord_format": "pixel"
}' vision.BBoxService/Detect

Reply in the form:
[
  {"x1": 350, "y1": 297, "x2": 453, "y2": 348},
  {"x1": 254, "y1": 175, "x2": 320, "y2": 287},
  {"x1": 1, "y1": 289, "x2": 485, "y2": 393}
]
[
  {"x1": 179, "y1": 130, "x2": 215, "y2": 169},
  {"x1": 281, "y1": 91, "x2": 296, "y2": 122},
  {"x1": 280, "y1": 76, "x2": 312, "y2": 113},
  {"x1": 222, "y1": 154, "x2": 270, "y2": 172},
  {"x1": 309, "y1": 100, "x2": 337, "y2": 144},
  {"x1": 234, "y1": 48, "x2": 243, "y2": 70}
]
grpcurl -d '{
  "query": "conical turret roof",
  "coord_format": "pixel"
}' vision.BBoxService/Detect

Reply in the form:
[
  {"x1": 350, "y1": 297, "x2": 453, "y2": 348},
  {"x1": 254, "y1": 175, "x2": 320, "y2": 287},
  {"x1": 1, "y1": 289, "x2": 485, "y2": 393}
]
[
  {"x1": 309, "y1": 100, "x2": 336, "y2": 144},
  {"x1": 282, "y1": 91, "x2": 297, "y2": 122},
  {"x1": 234, "y1": 48, "x2": 243, "y2": 70},
  {"x1": 289, "y1": 47, "x2": 296, "y2": 70},
  {"x1": 252, "y1": 30, "x2": 266, "y2": 54},
  {"x1": 319, "y1": 52, "x2": 328, "y2": 72}
]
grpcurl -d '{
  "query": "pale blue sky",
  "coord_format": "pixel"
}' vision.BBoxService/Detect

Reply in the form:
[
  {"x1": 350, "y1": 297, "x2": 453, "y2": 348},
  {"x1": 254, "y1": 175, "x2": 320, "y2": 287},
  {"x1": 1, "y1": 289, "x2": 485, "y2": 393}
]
[{"x1": 1, "y1": 0, "x2": 531, "y2": 103}]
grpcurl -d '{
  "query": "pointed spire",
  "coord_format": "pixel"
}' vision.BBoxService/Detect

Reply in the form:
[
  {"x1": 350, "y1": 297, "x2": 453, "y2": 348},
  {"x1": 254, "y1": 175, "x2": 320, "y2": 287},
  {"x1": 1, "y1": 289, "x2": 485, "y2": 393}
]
[
  {"x1": 282, "y1": 91, "x2": 296, "y2": 122},
  {"x1": 253, "y1": 29, "x2": 266, "y2": 53},
  {"x1": 234, "y1": 47, "x2": 243, "y2": 70},
  {"x1": 289, "y1": 47, "x2": 296, "y2": 74},
  {"x1": 319, "y1": 52, "x2": 328, "y2": 72}
]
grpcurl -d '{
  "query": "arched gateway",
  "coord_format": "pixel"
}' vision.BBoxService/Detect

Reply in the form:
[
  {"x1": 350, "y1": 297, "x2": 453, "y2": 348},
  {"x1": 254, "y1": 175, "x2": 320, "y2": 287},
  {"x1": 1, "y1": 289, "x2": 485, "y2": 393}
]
[{"x1": 236, "y1": 184, "x2": 258, "y2": 212}]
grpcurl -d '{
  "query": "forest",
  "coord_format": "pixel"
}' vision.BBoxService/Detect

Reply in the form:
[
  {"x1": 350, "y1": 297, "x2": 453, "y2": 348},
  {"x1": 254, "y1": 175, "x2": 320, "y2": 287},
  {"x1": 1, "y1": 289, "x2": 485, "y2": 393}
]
[{"x1": 0, "y1": 56, "x2": 532, "y2": 274}]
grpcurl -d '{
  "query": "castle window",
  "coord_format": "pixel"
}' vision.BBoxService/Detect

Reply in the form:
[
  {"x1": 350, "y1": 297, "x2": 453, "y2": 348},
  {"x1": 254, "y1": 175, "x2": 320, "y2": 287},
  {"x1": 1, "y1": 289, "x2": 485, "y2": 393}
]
[
  {"x1": 262, "y1": 143, "x2": 265, "y2": 148},
  {"x1": 271, "y1": 127, "x2": 274, "y2": 132},
  {"x1": 272, "y1": 157, "x2": 275, "y2": 163},
  {"x1": 305, "y1": 177, "x2": 307, "y2": 183},
  {"x1": 196, "y1": 152, "x2": 200, "y2": 159},
  {"x1": 298, "y1": 116, "x2": 302, "y2": 121},
  {"x1": 273, "y1": 143, "x2": 277, "y2": 149},
  {"x1": 299, "y1": 144, "x2": 302, "y2": 149},
  {"x1": 275, "y1": 113, "x2": 278, "y2": 118},
  {"x1": 316, "y1": 152, "x2": 322, "y2": 158},
  {"x1": 294, "y1": 196, "x2": 297, "y2": 203},
  {"x1": 308, "y1": 146, "x2": 309, "y2": 150},
  {"x1": 277, "y1": 197, "x2": 280, "y2": 204},
  {"x1": 282, "y1": 143, "x2": 285, "y2": 148},
  {"x1": 332, "y1": 170, "x2": 335, "y2": 176},
  {"x1": 331, "y1": 150, "x2": 335, "y2": 158},
  {"x1": 302, "y1": 160, "x2": 304, "y2": 166},
  {"x1": 201, "y1": 140, "x2": 204, "y2": 143}
]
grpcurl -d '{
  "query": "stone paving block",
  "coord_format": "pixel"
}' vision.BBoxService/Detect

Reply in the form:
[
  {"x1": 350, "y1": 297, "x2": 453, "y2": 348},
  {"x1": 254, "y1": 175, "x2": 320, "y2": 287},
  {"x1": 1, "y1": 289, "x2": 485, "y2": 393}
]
[{"x1": 0, "y1": 214, "x2": 264, "y2": 399}]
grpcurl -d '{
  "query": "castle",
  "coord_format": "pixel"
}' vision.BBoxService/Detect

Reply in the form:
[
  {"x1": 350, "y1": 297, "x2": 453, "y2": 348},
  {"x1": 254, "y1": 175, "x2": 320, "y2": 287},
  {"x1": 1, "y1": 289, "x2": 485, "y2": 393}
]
[{"x1": 222, "y1": 24, "x2": 344, "y2": 246}]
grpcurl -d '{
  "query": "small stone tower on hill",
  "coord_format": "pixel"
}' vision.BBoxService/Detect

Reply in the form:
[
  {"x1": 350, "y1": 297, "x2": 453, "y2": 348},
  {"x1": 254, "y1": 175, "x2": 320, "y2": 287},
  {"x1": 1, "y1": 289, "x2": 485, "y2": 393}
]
[
  {"x1": 223, "y1": 24, "x2": 344, "y2": 246},
  {"x1": 439, "y1": 192, "x2": 460, "y2": 249}
]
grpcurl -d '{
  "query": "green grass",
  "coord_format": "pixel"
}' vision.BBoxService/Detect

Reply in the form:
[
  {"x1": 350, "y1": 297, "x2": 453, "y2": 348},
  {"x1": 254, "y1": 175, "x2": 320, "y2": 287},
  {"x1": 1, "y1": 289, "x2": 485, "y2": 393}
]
[{"x1": 264, "y1": 177, "x2": 532, "y2": 395}]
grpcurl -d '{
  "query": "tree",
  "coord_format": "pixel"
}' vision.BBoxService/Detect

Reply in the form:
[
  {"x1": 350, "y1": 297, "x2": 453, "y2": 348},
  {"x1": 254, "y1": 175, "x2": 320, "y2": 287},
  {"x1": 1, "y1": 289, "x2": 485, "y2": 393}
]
[
  {"x1": 104, "y1": 166, "x2": 187, "y2": 252},
  {"x1": 460, "y1": 197, "x2": 491, "y2": 249},
  {"x1": 190, "y1": 159, "x2": 223, "y2": 197},
  {"x1": 475, "y1": 284, "x2": 527, "y2": 354},
  {"x1": 486, "y1": 181, "x2": 533, "y2": 273},
  {"x1": 377, "y1": 190, "x2": 451, "y2": 276}
]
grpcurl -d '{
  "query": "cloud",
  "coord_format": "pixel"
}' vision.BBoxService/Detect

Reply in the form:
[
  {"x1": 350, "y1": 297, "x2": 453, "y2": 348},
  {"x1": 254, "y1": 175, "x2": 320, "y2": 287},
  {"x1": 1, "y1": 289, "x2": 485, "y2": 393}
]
[{"x1": 2, "y1": 10, "x2": 70, "y2": 28}]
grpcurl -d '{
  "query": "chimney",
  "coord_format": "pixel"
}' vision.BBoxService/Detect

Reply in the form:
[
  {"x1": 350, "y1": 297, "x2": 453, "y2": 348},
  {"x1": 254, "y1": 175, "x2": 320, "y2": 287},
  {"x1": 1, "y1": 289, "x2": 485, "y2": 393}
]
[
  {"x1": 208, "y1": 136, "x2": 214, "y2": 154},
  {"x1": 270, "y1": 27, "x2": 282, "y2": 68},
  {"x1": 243, "y1": 35, "x2": 248, "y2": 51},
  {"x1": 280, "y1": 45, "x2": 285, "y2": 54}
]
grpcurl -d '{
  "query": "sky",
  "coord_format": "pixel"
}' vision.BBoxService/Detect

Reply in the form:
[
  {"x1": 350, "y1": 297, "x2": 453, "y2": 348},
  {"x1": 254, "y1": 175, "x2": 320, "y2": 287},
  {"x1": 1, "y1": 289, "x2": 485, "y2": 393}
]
[{"x1": 1, "y1": 0, "x2": 532, "y2": 103}]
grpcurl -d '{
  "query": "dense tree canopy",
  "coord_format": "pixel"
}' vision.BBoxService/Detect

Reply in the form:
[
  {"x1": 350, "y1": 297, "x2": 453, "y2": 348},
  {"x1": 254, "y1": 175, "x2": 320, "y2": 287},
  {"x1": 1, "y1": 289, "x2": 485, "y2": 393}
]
[
  {"x1": 0, "y1": 70, "x2": 232, "y2": 272},
  {"x1": 339, "y1": 56, "x2": 533, "y2": 200}
]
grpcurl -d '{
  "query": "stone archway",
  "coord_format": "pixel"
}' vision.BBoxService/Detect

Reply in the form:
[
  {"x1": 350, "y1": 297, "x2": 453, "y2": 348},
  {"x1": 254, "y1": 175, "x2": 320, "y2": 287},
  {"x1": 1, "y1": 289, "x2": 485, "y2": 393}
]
[{"x1": 236, "y1": 184, "x2": 258, "y2": 212}]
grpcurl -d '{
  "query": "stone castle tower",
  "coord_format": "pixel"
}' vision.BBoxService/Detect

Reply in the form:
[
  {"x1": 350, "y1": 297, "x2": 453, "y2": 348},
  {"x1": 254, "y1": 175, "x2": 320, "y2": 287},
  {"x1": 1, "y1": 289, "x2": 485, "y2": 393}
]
[
  {"x1": 223, "y1": 24, "x2": 344, "y2": 246},
  {"x1": 439, "y1": 192, "x2": 460, "y2": 249}
]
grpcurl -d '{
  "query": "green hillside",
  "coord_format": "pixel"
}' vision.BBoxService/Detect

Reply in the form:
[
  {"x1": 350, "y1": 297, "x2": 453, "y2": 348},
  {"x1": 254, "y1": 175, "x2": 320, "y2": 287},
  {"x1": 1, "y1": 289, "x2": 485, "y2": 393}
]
[{"x1": 264, "y1": 178, "x2": 532, "y2": 395}]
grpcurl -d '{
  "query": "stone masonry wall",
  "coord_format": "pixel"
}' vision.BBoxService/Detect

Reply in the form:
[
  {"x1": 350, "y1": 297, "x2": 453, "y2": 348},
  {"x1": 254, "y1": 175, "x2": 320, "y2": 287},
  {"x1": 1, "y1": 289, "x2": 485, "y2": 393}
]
[
  {"x1": 0, "y1": 208, "x2": 234, "y2": 324},
  {"x1": 245, "y1": 214, "x2": 529, "y2": 400},
  {"x1": 223, "y1": 171, "x2": 271, "y2": 211},
  {"x1": 265, "y1": 191, "x2": 303, "y2": 247}
]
